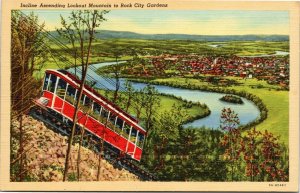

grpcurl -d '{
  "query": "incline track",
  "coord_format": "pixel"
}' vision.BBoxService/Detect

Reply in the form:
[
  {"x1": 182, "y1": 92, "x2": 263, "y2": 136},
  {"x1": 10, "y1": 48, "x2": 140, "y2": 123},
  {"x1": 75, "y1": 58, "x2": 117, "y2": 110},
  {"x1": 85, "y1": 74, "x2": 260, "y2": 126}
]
[{"x1": 29, "y1": 105, "x2": 156, "y2": 181}]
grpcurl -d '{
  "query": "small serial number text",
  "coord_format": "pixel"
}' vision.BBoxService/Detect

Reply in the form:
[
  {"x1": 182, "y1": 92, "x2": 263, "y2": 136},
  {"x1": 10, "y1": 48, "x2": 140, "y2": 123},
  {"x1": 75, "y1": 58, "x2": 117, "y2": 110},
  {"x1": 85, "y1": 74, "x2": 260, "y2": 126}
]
[{"x1": 269, "y1": 183, "x2": 286, "y2": 187}]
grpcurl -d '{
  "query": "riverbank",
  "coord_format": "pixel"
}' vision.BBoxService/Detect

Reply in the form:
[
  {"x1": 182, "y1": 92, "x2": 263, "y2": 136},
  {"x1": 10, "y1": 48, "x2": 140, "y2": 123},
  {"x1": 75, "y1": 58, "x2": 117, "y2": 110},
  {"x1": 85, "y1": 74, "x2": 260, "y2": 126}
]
[
  {"x1": 124, "y1": 77, "x2": 288, "y2": 144},
  {"x1": 127, "y1": 78, "x2": 267, "y2": 128},
  {"x1": 130, "y1": 77, "x2": 289, "y2": 144}
]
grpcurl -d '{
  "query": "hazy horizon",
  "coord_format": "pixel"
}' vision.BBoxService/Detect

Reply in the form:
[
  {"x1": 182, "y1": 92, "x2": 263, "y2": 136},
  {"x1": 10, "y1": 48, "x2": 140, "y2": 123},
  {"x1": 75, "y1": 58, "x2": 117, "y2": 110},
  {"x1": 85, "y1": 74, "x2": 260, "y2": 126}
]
[{"x1": 22, "y1": 10, "x2": 289, "y2": 36}]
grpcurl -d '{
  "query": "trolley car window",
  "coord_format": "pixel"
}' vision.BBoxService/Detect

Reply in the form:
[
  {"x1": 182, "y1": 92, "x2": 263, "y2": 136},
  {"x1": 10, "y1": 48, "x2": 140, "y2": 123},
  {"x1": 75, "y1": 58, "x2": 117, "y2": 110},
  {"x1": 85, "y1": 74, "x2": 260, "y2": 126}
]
[
  {"x1": 106, "y1": 112, "x2": 116, "y2": 131},
  {"x1": 109, "y1": 113, "x2": 117, "y2": 125},
  {"x1": 43, "y1": 73, "x2": 50, "y2": 90},
  {"x1": 56, "y1": 79, "x2": 67, "y2": 98},
  {"x1": 76, "y1": 94, "x2": 85, "y2": 106},
  {"x1": 137, "y1": 133, "x2": 145, "y2": 148},
  {"x1": 91, "y1": 102, "x2": 101, "y2": 121},
  {"x1": 93, "y1": 102, "x2": 101, "y2": 114},
  {"x1": 101, "y1": 108, "x2": 108, "y2": 118},
  {"x1": 66, "y1": 85, "x2": 76, "y2": 105},
  {"x1": 123, "y1": 123, "x2": 131, "y2": 139},
  {"x1": 116, "y1": 117, "x2": 123, "y2": 129},
  {"x1": 84, "y1": 96, "x2": 92, "y2": 107},
  {"x1": 100, "y1": 108, "x2": 109, "y2": 123},
  {"x1": 48, "y1": 75, "x2": 57, "y2": 93},
  {"x1": 130, "y1": 128, "x2": 137, "y2": 143},
  {"x1": 81, "y1": 95, "x2": 92, "y2": 113}
]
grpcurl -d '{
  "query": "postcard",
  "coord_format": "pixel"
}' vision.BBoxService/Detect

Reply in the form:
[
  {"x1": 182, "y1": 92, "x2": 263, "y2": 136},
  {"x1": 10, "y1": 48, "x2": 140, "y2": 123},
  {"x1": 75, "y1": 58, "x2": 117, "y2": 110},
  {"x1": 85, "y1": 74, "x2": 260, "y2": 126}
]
[{"x1": 0, "y1": 0, "x2": 299, "y2": 191}]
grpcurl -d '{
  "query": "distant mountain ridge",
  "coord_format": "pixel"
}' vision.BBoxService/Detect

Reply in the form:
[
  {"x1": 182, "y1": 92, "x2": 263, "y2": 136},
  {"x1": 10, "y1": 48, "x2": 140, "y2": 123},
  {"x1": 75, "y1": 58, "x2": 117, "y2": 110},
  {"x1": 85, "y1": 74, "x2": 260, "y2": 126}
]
[
  {"x1": 49, "y1": 30, "x2": 289, "y2": 42},
  {"x1": 94, "y1": 30, "x2": 289, "y2": 42}
]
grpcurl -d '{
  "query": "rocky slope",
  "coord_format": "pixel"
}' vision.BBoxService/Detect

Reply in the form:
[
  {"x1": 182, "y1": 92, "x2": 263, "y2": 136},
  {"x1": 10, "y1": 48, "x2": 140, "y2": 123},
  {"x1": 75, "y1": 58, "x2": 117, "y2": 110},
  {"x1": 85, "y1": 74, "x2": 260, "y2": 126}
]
[{"x1": 10, "y1": 115, "x2": 139, "y2": 181}]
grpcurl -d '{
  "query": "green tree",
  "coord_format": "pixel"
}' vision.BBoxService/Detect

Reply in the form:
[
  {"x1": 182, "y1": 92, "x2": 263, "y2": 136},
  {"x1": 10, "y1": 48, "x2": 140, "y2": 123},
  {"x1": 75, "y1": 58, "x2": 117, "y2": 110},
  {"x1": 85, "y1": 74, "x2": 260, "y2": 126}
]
[
  {"x1": 152, "y1": 105, "x2": 187, "y2": 172},
  {"x1": 176, "y1": 128, "x2": 201, "y2": 181}
]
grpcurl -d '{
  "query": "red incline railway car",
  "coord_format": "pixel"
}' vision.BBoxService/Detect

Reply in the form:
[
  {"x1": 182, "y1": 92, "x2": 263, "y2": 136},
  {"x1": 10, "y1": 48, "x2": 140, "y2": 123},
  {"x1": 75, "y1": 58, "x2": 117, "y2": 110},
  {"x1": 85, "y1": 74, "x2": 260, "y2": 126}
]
[{"x1": 34, "y1": 69, "x2": 146, "y2": 161}]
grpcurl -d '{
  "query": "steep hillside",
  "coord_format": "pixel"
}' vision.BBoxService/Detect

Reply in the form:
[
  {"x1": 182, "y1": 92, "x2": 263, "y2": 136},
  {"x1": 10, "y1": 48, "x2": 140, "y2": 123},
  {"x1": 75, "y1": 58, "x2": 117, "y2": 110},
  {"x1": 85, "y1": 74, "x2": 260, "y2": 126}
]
[{"x1": 10, "y1": 115, "x2": 139, "y2": 181}]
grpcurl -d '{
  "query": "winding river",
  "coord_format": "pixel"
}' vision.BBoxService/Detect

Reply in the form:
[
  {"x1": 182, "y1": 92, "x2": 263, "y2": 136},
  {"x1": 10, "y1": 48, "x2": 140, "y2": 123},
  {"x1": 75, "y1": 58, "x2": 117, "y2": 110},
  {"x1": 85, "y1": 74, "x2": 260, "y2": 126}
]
[
  {"x1": 68, "y1": 62, "x2": 260, "y2": 129},
  {"x1": 240, "y1": 50, "x2": 289, "y2": 57}
]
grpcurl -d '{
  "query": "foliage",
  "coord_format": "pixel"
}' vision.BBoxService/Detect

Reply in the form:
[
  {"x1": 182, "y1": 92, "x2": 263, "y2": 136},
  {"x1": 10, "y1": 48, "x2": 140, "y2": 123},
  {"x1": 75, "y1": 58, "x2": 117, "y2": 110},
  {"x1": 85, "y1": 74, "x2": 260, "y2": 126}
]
[
  {"x1": 140, "y1": 103, "x2": 228, "y2": 181},
  {"x1": 68, "y1": 172, "x2": 78, "y2": 181},
  {"x1": 219, "y1": 108, "x2": 243, "y2": 181},
  {"x1": 11, "y1": 10, "x2": 48, "y2": 182},
  {"x1": 145, "y1": 126, "x2": 227, "y2": 181},
  {"x1": 242, "y1": 128, "x2": 262, "y2": 181},
  {"x1": 240, "y1": 128, "x2": 288, "y2": 181},
  {"x1": 220, "y1": 94, "x2": 243, "y2": 104},
  {"x1": 220, "y1": 108, "x2": 288, "y2": 181},
  {"x1": 148, "y1": 104, "x2": 187, "y2": 172},
  {"x1": 11, "y1": 11, "x2": 47, "y2": 112},
  {"x1": 259, "y1": 130, "x2": 288, "y2": 181}
]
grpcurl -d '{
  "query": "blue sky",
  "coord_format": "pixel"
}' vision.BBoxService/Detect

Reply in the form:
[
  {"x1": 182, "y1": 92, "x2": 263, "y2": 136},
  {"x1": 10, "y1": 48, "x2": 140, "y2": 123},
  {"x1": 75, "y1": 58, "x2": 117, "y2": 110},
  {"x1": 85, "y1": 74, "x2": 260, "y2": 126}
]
[{"x1": 24, "y1": 10, "x2": 289, "y2": 35}]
